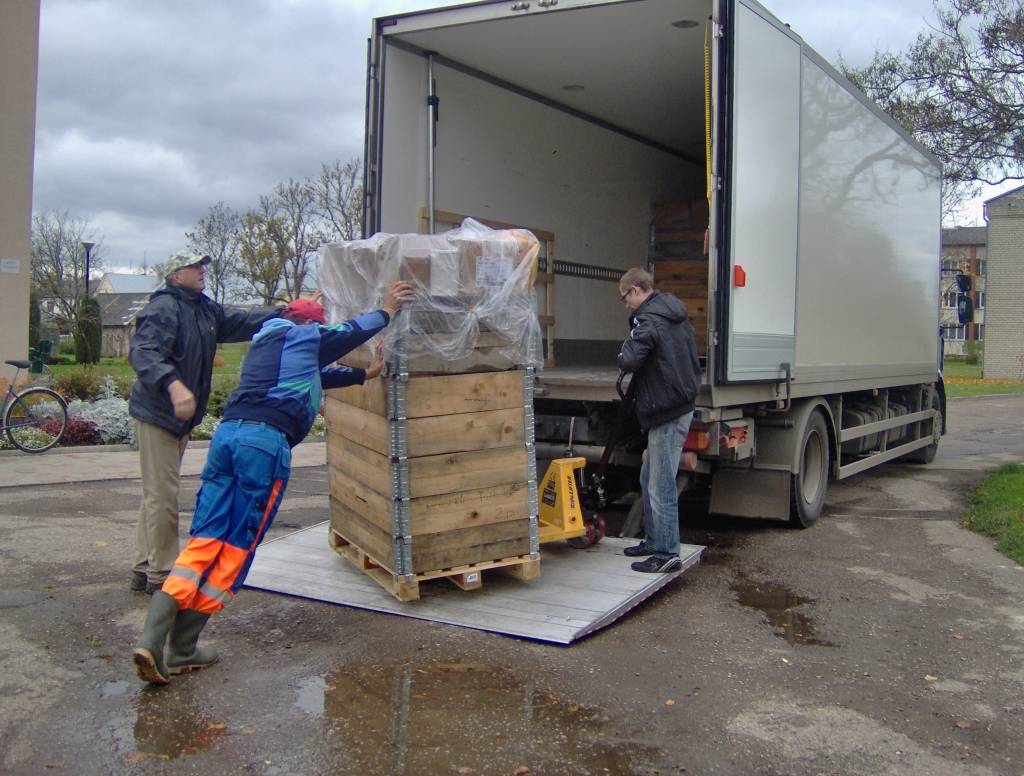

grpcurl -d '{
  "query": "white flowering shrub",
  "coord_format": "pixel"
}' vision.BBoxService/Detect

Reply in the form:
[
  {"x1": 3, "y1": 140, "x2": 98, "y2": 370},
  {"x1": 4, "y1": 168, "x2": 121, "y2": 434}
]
[
  {"x1": 97, "y1": 374, "x2": 121, "y2": 401},
  {"x1": 67, "y1": 397, "x2": 135, "y2": 445}
]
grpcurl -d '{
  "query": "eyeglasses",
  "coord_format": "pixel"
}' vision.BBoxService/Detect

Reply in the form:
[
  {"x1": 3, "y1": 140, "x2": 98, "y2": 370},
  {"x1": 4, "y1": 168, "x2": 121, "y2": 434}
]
[{"x1": 620, "y1": 286, "x2": 634, "y2": 302}]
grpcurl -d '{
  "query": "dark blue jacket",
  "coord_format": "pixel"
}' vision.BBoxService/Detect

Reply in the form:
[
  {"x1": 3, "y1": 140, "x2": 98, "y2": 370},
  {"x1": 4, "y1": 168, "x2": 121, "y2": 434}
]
[
  {"x1": 617, "y1": 291, "x2": 701, "y2": 431},
  {"x1": 222, "y1": 310, "x2": 390, "y2": 447},
  {"x1": 129, "y1": 284, "x2": 280, "y2": 436}
]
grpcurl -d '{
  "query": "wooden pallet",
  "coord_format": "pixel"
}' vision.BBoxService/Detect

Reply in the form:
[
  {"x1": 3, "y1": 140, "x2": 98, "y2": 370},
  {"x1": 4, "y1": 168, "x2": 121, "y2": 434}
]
[{"x1": 329, "y1": 527, "x2": 540, "y2": 602}]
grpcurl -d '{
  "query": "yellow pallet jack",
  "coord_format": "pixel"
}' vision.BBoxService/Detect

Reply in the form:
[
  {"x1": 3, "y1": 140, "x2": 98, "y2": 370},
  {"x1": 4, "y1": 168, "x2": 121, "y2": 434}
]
[{"x1": 537, "y1": 457, "x2": 606, "y2": 548}]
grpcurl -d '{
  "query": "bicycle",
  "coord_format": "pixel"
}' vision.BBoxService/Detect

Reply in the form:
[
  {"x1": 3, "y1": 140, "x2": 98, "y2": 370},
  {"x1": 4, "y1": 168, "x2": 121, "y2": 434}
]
[{"x1": 2, "y1": 360, "x2": 68, "y2": 453}]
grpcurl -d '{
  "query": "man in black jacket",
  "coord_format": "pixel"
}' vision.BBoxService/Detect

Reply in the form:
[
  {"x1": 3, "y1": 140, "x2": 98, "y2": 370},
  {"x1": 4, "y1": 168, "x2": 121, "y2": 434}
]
[
  {"x1": 617, "y1": 267, "x2": 701, "y2": 572},
  {"x1": 128, "y1": 251, "x2": 281, "y2": 594}
]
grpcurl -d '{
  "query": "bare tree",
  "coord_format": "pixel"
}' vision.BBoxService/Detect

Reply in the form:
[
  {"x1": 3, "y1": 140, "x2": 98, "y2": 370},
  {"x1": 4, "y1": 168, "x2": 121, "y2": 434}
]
[
  {"x1": 236, "y1": 210, "x2": 286, "y2": 305},
  {"x1": 185, "y1": 201, "x2": 242, "y2": 303},
  {"x1": 261, "y1": 178, "x2": 323, "y2": 301},
  {"x1": 314, "y1": 157, "x2": 364, "y2": 242},
  {"x1": 30, "y1": 211, "x2": 103, "y2": 333},
  {"x1": 841, "y1": 0, "x2": 1024, "y2": 213}
]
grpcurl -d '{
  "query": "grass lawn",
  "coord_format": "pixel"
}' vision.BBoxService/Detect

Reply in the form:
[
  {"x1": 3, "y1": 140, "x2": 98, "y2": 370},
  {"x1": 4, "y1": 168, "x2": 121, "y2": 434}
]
[
  {"x1": 962, "y1": 464, "x2": 1024, "y2": 566},
  {"x1": 943, "y1": 361, "x2": 1024, "y2": 398},
  {"x1": 49, "y1": 341, "x2": 250, "y2": 379}
]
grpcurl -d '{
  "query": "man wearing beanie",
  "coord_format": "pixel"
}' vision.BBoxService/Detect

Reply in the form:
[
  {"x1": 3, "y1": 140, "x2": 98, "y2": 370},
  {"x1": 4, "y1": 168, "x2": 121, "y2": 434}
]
[{"x1": 133, "y1": 281, "x2": 415, "y2": 685}]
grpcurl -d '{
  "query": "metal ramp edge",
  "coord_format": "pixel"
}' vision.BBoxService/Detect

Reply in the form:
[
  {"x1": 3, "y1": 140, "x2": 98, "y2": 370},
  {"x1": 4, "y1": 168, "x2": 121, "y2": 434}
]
[{"x1": 244, "y1": 522, "x2": 703, "y2": 645}]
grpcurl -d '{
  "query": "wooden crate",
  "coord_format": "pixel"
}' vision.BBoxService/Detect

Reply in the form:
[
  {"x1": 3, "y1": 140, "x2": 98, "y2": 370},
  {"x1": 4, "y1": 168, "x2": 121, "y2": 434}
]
[
  {"x1": 654, "y1": 260, "x2": 709, "y2": 357},
  {"x1": 324, "y1": 370, "x2": 536, "y2": 590}
]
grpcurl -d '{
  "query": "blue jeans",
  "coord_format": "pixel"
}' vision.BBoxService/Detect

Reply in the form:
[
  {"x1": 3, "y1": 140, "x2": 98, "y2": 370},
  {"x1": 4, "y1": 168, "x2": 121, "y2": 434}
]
[{"x1": 640, "y1": 412, "x2": 694, "y2": 558}]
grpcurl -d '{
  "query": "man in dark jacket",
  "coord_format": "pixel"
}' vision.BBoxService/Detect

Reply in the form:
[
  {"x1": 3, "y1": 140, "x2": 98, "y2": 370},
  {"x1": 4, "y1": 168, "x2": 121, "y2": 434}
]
[
  {"x1": 128, "y1": 251, "x2": 281, "y2": 594},
  {"x1": 617, "y1": 267, "x2": 701, "y2": 572}
]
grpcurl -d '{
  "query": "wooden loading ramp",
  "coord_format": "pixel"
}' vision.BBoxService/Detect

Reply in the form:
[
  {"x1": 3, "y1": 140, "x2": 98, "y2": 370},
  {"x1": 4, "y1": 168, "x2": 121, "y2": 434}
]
[{"x1": 245, "y1": 523, "x2": 704, "y2": 645}]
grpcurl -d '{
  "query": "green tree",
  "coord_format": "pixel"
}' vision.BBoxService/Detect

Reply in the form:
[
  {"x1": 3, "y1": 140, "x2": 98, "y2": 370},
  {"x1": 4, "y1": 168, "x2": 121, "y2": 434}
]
[
  {"x1": 74, "y1": 294, "x2": 102, "y2": 365},
  {"x1": 28, "y1": 288, "x2": 41, "y2": 351},
  {"x1": 30, "y1": 211, "x2": 103, "y2": 334},
  {"x1": 314, "y1": 157, "x2": 364, "y2": 242},
  {"x1": 186, "y1": 201, "x2": 242, "y2": 304},
  {"x1": 841, "y1": 0, "x2": 1024, "y2": 212},
  {"x1": 236, "y1": 210, "x2": 286, "y2": 305},
  {"x1": 261, "y1": 178, "x2": 323, "y2": 301}
]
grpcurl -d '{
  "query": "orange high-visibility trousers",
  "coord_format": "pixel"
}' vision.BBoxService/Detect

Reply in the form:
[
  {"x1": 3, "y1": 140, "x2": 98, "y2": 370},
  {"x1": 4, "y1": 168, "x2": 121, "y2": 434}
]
[{"x1": 163, "y1": 421, "x2": 290, "y2": 614}]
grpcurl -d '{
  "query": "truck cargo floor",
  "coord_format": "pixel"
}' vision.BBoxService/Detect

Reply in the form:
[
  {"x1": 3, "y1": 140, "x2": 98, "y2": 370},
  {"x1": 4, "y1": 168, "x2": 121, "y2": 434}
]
[{"x1": 244, "y1": 523, "x2": 703, "y2": 645}]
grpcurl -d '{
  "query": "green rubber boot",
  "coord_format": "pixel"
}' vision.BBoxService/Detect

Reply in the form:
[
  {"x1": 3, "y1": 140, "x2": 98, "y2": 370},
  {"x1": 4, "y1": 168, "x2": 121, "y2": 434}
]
[
  {"x1": 132, "y1": 591, "x2": 179, "y2": 685},
  {"x1": 165, "y1": 609, "x2": 219, "y2": 675}
]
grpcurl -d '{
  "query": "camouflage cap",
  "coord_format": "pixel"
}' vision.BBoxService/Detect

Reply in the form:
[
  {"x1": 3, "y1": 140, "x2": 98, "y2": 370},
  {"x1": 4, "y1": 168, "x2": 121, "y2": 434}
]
[{"x1": 164, "y1": 251, "x2": 211, "y2": 277}]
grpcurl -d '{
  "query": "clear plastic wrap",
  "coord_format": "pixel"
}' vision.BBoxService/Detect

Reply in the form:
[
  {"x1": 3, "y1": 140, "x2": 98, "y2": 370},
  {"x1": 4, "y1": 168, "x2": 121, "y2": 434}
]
[{"x1": 318, "y1": 218, "x2": 543, "y2": 373}]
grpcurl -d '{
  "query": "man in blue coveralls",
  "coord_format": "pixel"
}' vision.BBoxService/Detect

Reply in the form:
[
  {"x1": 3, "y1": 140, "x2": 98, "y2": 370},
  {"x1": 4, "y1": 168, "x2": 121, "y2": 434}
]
[{"x1": 133, "y1": 281, "x2": 416, "y2": 685}]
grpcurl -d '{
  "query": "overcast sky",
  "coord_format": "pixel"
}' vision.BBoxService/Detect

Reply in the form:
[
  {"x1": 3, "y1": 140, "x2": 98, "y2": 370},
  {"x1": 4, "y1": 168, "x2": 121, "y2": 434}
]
[{"x1": 32, "y1": 0, "x2": 1000, "y2": 273}]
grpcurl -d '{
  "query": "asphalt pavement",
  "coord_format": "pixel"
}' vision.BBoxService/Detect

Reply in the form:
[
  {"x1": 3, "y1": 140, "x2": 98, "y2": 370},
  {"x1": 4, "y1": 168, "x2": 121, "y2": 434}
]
[{"x1": 0, "y1": 395, "x2": 1022, "y2": 775}]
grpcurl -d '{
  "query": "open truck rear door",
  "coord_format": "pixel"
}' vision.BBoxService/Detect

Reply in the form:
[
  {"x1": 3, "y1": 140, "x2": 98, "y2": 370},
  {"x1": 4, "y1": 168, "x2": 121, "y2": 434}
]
[{"x1": 718, "y1": 0, "x2": 801, "y2": 384}]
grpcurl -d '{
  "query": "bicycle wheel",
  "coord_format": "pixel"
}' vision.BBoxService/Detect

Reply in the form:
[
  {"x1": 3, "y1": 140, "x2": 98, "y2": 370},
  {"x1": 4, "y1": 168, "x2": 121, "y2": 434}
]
[{"x1": 4, "y1": 387, "x2": 68, "y2": 453}]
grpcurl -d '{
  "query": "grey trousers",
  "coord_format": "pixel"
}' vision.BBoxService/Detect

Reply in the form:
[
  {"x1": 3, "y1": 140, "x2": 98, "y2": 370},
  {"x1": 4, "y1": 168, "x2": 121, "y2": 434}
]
[{"x1": 132, "y1": 420, "x2": 189, "y2": 583}]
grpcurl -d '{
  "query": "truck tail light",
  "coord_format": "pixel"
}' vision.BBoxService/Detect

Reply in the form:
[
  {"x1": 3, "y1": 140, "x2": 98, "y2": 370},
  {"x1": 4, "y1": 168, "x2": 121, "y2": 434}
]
[
  {"x1": 720, "y1": 424, "x2": 749, "y2": 449},
  {"x1": 685, "y1": 430, "x2": 710, "y2": 451}
]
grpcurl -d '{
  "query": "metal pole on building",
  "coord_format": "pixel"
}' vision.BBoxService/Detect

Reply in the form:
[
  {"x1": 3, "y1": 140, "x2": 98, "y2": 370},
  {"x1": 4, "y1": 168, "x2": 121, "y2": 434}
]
[{"x1": 81, "y1": 241, "x2": 95, "y2": 295}]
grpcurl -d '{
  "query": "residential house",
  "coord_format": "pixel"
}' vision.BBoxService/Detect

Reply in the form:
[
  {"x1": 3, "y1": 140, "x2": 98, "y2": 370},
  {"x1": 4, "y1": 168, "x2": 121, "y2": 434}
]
[{"x1": 95, "y1": 273, "x2": 159, "y2": 358}]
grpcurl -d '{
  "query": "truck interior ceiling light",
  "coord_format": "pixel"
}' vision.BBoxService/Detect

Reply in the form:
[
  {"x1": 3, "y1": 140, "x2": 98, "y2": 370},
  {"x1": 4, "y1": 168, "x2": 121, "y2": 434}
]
[
  {"x1": 672, "y1": 19, "x2": 699, "y2": 28},
  {"x1": 562, "y1": 84, "x2": 585, "y2": 91}
]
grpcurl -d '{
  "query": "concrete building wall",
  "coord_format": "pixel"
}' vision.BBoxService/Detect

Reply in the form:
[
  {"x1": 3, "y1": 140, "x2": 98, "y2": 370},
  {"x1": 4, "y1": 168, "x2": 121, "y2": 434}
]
[
  {"x1": 984, "y1": 188, "x2": 1024, "y2": 379},
  {"x1": 0, "y1": 1, "x2": 41, "y2": 373}
]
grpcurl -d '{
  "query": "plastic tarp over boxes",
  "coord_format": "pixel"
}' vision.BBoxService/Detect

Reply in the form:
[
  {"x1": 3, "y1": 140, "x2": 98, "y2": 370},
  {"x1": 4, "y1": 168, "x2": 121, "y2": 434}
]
[
  {"x1": 319, "y1": 218, "x2": 543, "y2": 374},
  {"x1": 317, "y1": 220, "x2": 543, "y2": 601}
]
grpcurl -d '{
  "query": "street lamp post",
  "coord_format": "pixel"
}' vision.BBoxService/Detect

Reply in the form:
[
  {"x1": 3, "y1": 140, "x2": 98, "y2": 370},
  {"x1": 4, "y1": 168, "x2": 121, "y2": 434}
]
[{"x1": 81, "y1": 242, "x2": 95, "y2": 295}]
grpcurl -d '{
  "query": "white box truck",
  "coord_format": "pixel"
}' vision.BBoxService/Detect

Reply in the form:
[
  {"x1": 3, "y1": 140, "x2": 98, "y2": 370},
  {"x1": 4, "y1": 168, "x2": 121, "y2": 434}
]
[{"x1": 360, "y1": 0, "x2": 945, "y2": 528}]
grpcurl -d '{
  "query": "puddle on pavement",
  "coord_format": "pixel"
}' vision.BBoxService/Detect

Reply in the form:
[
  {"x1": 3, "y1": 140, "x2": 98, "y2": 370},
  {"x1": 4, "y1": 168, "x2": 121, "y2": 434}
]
[
  {"x1": 109, "y1": 687, "x2": 227, "y2": 763},
  {"x1": 731, "y1": 575, "x2": 836, "y2": 647},
  {"x1": 296, "y1": 660, "x2": 656, "y2": 774}
]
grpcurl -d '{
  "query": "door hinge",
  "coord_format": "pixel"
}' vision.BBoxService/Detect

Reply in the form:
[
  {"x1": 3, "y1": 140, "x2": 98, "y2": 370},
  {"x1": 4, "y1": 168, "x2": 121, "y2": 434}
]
[
  {"x1": 538, "y1": 0, "x2": 558, "y2": 7},
  {"x1": 713, "y1": 22, "x2": 724, "y2": 39},
  {"x1": 511, "y1": 1, "x2": 531, "y2": 10}
]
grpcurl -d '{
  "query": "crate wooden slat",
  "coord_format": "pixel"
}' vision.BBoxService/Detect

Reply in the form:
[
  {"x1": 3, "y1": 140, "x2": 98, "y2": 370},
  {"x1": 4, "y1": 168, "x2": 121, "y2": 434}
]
[
  {"x1": 654, "y1": 257, "x2": 709, "y2": 357},
  {"x1": 328, "y1": 433, "x2": 528, "y2": 499},
  {"x1": 328, "y1": 467, "x2": 530, "y2": 536},
  {"x1": 324, "y1": 399, "x2": 524, "y2": 458},
  {"x1": 327, "y1": 369, "x2": 523, "y2": 418},
  {"x1": 330, "y1": 497, "x2": 532, "y2": 576}
]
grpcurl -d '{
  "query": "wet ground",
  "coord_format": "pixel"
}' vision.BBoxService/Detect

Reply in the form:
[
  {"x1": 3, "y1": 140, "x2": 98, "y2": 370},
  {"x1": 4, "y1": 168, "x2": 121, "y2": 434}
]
[{"x1": 1, "y1": 394, "x2": 1023, "y2": 774}]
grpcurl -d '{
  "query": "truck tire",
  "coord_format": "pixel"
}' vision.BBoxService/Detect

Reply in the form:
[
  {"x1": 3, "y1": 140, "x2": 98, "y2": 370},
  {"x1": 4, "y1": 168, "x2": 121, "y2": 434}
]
[
  {"x1": 904, "y1": 389, "x2": 942, "y2": 464},
  {"x1": 789, "y1": 410, "x2": 830, "y2": 528}
]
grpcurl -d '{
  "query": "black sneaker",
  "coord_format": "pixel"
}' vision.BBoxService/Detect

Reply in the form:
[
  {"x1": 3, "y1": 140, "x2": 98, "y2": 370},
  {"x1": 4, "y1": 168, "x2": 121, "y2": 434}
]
[
  {"x1": 623, "y1": 541, "x2": 654, "y2": 557},
  {"x1": 631, "y1": 555, "x2": 682, "y2": 573},
  {"x1": 130, "y1": 572, "x2": 147, "y2": 592}
]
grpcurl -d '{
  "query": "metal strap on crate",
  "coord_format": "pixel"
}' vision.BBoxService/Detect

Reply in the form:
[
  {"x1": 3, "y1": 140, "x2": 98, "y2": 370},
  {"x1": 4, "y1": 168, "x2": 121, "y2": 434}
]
[
  {"x1": 386, "y1": 309, "x2": 413, "y2": 580},
  {"x1": 523, "y1": 349, "x2": 540, "y2": 557}
]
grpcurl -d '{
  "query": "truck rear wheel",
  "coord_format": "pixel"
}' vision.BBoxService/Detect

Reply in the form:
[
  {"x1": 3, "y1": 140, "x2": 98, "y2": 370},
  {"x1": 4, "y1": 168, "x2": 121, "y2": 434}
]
[{"x1": 789, "y1": 411, "x2": 830, "y2": 528}]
